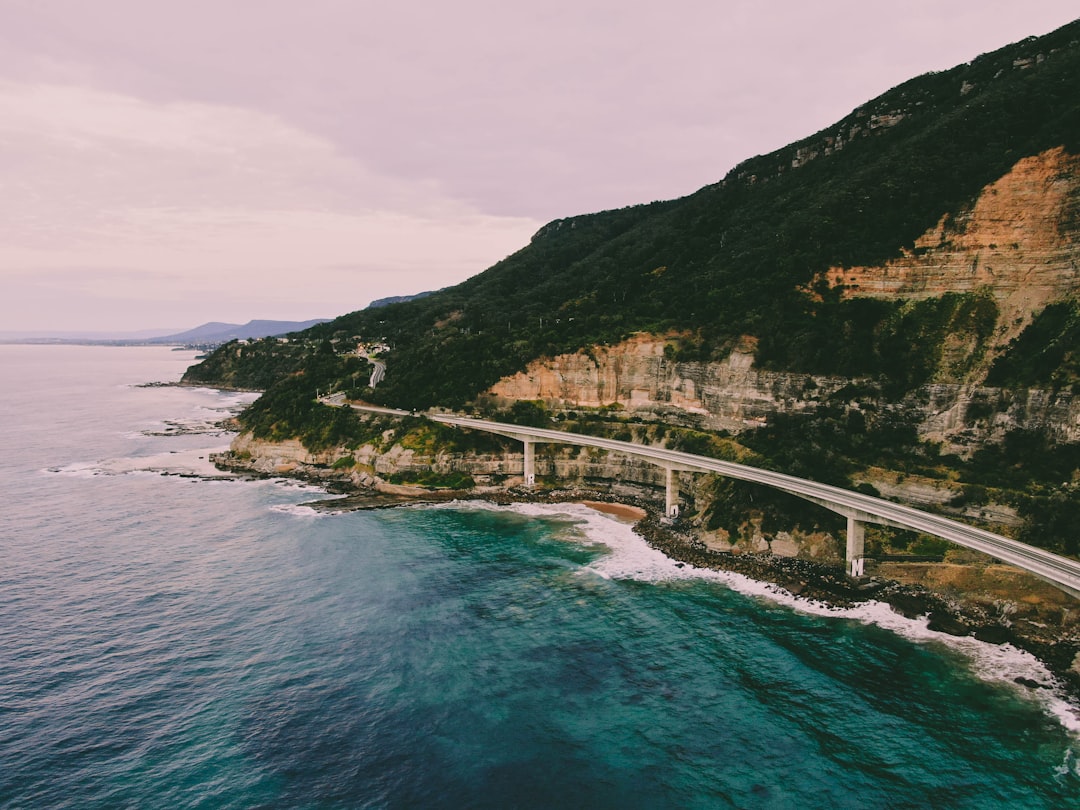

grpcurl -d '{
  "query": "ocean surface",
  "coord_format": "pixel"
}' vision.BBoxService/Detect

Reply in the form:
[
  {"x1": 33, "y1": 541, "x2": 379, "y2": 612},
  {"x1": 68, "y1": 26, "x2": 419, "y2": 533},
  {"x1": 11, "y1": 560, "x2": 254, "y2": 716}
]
[{"x1": 1, "y1": 344, "x2": 1079, "y2": 809}]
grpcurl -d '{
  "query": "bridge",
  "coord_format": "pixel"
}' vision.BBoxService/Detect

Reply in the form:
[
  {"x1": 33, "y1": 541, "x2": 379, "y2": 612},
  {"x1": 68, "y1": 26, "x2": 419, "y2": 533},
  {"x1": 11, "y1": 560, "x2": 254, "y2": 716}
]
[{"x1": 331, "y1": 401, "x2": 1080, "y2": 600}]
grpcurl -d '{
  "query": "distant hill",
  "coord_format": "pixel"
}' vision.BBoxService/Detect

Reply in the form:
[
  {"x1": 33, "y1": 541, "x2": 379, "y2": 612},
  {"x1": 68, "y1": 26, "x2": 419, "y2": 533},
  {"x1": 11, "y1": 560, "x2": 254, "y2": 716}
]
[
  {"x1": 151, "y1": 319, "x2": 331, "y2": 344},
  {"x1": 0, "y1": 328, "x2": 181, "y2": 342},
  {"x1": 365, "y1": 291, "x2": 435, "y2": 309}
]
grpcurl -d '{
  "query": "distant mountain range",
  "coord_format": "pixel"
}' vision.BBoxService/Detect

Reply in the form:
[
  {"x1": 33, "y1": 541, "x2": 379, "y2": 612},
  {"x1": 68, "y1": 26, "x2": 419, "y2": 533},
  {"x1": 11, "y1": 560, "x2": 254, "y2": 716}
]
[
  {"x1": 147, "y1": 319, "x2": 331, "y2": 344},
  {"x1": 0, "y1": 328, "x2": 181, "y2": 342},
  {"x1": 1, "y1": 319, "x2": 330, "y2": 345},
  {"x1": 365, "y1": 291, "x2": 436, "y2": 309}
]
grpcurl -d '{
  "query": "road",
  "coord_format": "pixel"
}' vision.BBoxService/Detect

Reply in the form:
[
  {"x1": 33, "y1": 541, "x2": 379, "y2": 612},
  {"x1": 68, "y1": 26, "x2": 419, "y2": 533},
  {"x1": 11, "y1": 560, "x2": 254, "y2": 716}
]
[
  {"x1": 355, "y1": 349, "x2": 387, "y2": 388},
  {"x1": 333, "y1": 402, "x2": 1080, "y2": 598}
]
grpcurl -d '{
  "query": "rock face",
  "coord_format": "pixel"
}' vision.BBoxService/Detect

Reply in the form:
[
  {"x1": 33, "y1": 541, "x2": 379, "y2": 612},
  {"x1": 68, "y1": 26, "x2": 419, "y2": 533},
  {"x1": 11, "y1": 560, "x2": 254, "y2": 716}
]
[
  {"x1": 919, "y1": 382, "x2": 1080, "y2": 449},
  {"x1": 227, "y1": 429, "x2": 849, "y2": 566},
  {"x1": 231, "y1": 431, "x2": 518, "y2": 486},
  {"x1": 487, "y1": 149, "x2": 1080, "y2": 453},
  {"x1": 489, "y1": 334, "x2": 851, "y2": 434},
  {"x1": 486, "y1": 334, "x2": 1080, "y2": 452},
  {"x1": 820, "y1": 147, "x2": 1080, "y2": 353}
]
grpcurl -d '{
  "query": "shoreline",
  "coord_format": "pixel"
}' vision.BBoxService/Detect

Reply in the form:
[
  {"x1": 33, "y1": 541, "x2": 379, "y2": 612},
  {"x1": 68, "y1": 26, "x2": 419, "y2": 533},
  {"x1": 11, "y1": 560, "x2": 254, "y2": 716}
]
[{"x1": 211, "y1": 450, "x2": 1080, "y2": 704}]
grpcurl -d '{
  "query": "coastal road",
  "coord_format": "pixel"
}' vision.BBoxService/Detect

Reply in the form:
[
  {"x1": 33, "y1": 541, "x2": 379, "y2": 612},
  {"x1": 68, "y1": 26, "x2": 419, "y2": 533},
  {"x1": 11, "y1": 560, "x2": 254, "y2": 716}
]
[
  {"x1": 333, "y1": 402, "x2": 1080, "y2": 599},
  {"x1": 368, "y1": 360, "x2": 386, "y2": 388},
  {"x1": 355, "y1": 349, "x2": 387, "y2": 388}
]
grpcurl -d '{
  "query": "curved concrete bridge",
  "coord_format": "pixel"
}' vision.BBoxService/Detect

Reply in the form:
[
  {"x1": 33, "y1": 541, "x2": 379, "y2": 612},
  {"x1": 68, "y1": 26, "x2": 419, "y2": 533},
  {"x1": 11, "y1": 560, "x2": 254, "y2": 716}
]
[{"x1": 336, "y1": 402, "x2": 1080, "y2": 599}]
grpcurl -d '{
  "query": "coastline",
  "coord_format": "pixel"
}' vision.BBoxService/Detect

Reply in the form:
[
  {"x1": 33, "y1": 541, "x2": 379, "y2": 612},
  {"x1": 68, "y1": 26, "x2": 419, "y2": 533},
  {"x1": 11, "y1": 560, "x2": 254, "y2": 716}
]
[{"x1": 211, "y1": 449, "x2": 1080, "y2": 706}]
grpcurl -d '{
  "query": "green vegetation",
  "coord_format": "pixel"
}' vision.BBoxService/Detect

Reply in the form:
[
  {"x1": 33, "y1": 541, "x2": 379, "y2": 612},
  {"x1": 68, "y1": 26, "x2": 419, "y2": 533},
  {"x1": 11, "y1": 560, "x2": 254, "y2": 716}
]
[
  {"x1": 182, "y1": 21, "x2": 1080, "y2": 556},
  {"x1": 187, "y1": 22, "x2": 1080, "y2": 412},
  {"x1": 182, "y1": 336, "x2": 317, "y2": 390},
  {"x1": 386, "y1": 470, "x2": 476, "y2": 489},
  {"x1": 757, "y1": 291, "x2": 999, "y2": 395},
  {"x1": 986, "y1": 300, "x2": 1080, "y2": 391}
]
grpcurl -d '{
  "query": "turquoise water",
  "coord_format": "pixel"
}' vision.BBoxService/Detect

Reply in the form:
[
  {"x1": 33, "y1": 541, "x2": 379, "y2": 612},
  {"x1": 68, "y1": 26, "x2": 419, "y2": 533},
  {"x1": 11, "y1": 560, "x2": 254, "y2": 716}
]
[{"x1": 1, "y1": 344, "x2": 1078, "y2": 808}]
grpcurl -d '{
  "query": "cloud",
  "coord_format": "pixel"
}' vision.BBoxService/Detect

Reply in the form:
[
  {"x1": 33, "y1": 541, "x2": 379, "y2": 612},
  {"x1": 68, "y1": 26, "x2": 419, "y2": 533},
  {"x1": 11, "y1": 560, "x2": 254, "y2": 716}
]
[
  {"x1": 0, "y1": 81, "x2": 539, "y2": 329},
  {"x1": 1, "y1": 1, "x2": 1078, "y2": 331}
]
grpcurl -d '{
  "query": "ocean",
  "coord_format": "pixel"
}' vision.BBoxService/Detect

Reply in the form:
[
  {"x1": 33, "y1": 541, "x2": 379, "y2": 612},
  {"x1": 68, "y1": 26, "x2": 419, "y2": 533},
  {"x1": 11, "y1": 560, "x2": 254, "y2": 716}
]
[{"x1": 1, "y1": 344, "x2": 1078, "y2": 809}]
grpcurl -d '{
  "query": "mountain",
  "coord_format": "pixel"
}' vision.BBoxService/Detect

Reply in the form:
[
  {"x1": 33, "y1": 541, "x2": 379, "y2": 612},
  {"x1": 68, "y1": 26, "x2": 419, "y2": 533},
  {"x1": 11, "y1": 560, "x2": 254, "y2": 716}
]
[
  {"x1": 365, "y1": 291, "x2": 436, "y2": 309},
  {"x1": 184, "y1": 19, "x2": 1080, "y2": 556},
  {"x1": 0, "y1": 328, "x2": 182, "y2": 342},
  {"x1": 188, "y1": 19, "x2": 1080, "y2": 405},
  {"x1": 153, "y1": 319, "x2": 330, "y2": 344}
]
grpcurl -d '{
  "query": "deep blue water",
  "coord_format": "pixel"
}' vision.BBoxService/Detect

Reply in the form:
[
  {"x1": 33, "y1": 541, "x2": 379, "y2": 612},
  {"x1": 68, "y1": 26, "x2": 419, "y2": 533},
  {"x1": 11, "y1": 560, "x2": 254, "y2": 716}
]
[{"x1": 1, "y1": 344, "x2": 1078, "y2": 809}]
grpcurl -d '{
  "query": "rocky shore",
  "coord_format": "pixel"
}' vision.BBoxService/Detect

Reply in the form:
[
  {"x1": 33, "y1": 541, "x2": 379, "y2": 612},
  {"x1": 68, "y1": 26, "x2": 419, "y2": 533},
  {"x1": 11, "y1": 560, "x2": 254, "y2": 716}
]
[{"x1": 212, "y1": 449, "x2": 1080, "y2": 700}]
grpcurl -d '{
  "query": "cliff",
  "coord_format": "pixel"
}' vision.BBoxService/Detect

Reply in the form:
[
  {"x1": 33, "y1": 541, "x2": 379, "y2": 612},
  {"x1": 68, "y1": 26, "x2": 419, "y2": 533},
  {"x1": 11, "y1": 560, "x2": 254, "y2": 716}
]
[
  {"x1": 819, "y1": 147, "x2": 1080, "y2": 360},
  {"x1": 489, "y1": 334, "x2": 846, "y2": 432},
  {"x1": 188, "y1": 21, "x2": 1080, "y2": 638},
  {"x1": 485, "y1": 339, "x2": 1080, "y2": 455}
]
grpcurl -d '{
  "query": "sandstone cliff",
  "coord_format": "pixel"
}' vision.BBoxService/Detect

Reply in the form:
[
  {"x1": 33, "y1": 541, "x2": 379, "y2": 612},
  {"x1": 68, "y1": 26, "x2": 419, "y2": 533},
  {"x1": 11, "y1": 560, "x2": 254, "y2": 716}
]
[
  {"x1": 819, "y1": 146, "x2": 1080, "y2": 364},
  {"x1": 488, "y1": 334, "x2": 850, "y2": 434},
  {"x1": 485, "y1": 334, "x2": 1080, "y2": 453},
  {"x1": 486, "y1": 148, "x2": 1080, "y2": 453}
]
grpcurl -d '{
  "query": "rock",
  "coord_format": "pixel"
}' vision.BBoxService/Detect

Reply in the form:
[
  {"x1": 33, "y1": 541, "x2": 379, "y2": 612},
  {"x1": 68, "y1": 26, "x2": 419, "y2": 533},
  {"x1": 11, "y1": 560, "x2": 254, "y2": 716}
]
[
  {"x1": 889, "y1": 593, "x2": 933, "y2": 619},
  {"x1": 973, "y1": 625, "x2": 1014, "y2": 645},
  {"x1": 928, "y1": 611, "x2": 971, "y2": 637},
  {"x1": 1013, "y1": 676, "x2": 1047, "y2": 690}
]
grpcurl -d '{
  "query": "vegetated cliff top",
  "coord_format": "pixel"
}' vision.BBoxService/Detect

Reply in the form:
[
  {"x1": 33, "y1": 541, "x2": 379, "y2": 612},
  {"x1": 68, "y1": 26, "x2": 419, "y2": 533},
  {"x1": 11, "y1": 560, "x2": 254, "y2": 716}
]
[{"x1": 185, "y1": 18, "x2": 1080, "y2": 409}]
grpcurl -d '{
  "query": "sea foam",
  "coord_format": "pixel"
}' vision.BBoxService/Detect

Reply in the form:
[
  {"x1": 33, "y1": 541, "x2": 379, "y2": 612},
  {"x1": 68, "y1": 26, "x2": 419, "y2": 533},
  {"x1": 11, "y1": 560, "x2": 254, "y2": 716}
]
[{"x1": 47, "y1": 446, "x2": 233, "y2": 479}]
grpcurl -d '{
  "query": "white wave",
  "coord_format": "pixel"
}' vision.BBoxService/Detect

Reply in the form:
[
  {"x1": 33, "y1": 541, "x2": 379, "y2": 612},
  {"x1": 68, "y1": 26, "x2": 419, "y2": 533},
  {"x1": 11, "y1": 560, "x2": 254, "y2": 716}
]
[
  {"x1": 1056, "y1": 747, "x2": 1080, "y2": 781},
  {"x1": 418, "y1": 499, "x2": 1080, "y2": 736},
  {"x1": 269, "y1": 503, "x2": 326, "y2": 517},
  {"x1": 271, "y1": 479, "x2": 333, "y2": 494},
  {"x1": 47, "y1": 446, "x2": 234, "y2": 479}
]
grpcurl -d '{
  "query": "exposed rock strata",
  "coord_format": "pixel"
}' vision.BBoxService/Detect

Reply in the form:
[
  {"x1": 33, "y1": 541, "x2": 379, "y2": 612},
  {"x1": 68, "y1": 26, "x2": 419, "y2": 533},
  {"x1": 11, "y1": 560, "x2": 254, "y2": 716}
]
[
  {"x1": 487, "y1": 149, "x2": 1080, "y2": 454},
  {"x1": 488, "y1": 334, "x2": 850, "y2": 433},
  {"x1": 485, "y1": 334, "x2": 1080, "y2": 453},
  {"x1": 820, "y1": 147, "x2": 1080, "y2": 355}
]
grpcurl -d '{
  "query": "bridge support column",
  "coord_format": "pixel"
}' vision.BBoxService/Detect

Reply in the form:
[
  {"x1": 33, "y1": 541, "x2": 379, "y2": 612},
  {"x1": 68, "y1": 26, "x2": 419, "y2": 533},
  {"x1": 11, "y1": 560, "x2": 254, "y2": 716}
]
[
  {"x1": 665, "y1": 468, "x2": 679, "y2": 518},
  {"x1": 523, "y1": 439, "x2": 535, "y2": 487},
  {"x1": 846, "y1": 516, "x2": 866, "y2": 577}
]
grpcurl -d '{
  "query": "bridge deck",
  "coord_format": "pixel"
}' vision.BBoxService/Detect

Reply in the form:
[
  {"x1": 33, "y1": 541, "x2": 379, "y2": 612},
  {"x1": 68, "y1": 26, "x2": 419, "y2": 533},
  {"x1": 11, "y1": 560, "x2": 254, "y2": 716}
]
[{"x1": 333, "y1": 402, "x2": 1080, "y2": 599}]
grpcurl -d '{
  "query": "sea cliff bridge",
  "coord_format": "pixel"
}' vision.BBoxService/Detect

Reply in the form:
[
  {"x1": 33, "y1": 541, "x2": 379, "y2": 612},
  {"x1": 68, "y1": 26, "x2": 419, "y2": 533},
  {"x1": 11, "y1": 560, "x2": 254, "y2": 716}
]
[{"x1": 322, "y1": 397, "x2": 1080, "y2": 600}]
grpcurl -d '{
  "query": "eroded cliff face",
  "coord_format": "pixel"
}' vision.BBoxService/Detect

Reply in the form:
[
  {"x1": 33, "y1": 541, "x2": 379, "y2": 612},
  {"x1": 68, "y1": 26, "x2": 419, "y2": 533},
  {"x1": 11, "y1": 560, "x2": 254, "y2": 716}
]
[
  {"x1": 487, "y1": 148, "x2": 1080, "y2": 452},
  {"x1": 488, "y1": 334, "x2": 852, "y2": 433},
  {"x1": 485, "y1": 333, "x2": 1080, "y2": 451},
  {"x1": 820, "y1": 146, "x2": 1080, "y2": 354},
  {"x1": 230, "y1": 432, "x2": 515, "y2": 488}
]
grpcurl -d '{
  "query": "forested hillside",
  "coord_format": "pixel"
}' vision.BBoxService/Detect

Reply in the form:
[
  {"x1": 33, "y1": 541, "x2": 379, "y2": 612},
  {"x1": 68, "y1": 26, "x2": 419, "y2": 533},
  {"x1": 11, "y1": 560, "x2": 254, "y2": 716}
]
[
  {"x1": 185, "y1": 19, "x2": 1080, "y2": 411},
  {"x1": 179, "y1": 19, "x2": 1080, "y2": 558}
]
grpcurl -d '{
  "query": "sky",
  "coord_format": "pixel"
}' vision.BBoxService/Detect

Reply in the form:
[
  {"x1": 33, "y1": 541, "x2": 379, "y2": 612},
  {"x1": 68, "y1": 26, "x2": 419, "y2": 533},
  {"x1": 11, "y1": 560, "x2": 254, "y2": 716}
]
[{"x1": 1, "y1": 1, "x2": 1077, "y2": 333}]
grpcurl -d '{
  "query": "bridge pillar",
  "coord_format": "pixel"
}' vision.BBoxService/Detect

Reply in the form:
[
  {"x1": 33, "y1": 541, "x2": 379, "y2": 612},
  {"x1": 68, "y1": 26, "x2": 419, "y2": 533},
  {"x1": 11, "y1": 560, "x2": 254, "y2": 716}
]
[
  {"x1": 665, "y1": 467, "x2": 679, "y2": 518},
  {"x1": 523, "y1": 439, "x2": 535, "y2": 487},
  {"x1": 846, "y1": 516, "x2": 866, "y2": 577}
]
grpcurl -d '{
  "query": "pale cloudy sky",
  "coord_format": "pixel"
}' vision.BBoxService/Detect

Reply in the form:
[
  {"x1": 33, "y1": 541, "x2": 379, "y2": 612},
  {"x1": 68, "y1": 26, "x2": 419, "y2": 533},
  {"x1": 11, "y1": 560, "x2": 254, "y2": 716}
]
[{"x1": 0, "y1": 1, "x2": 1077, "y2": 333}]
